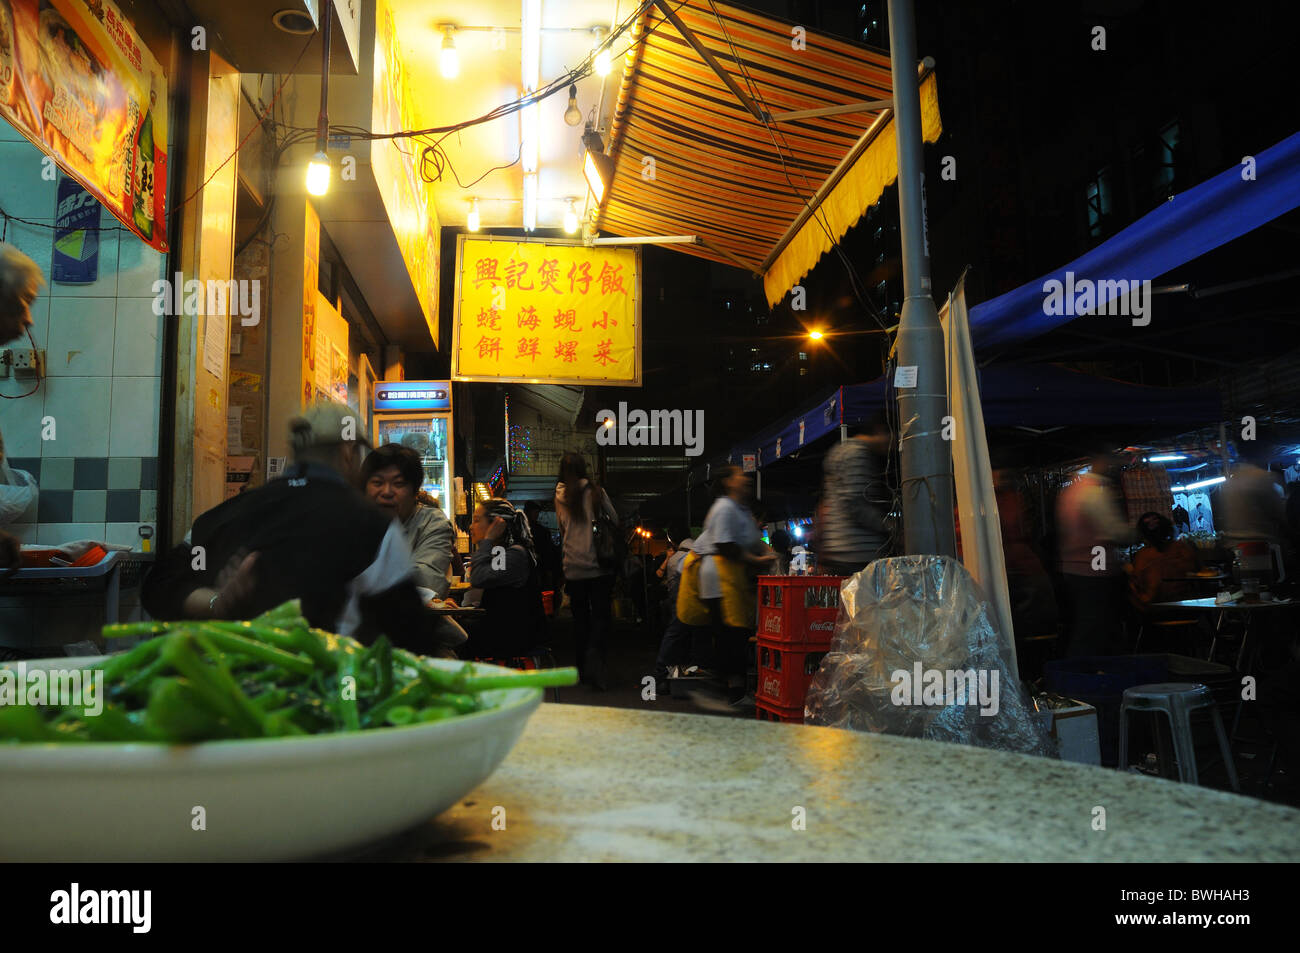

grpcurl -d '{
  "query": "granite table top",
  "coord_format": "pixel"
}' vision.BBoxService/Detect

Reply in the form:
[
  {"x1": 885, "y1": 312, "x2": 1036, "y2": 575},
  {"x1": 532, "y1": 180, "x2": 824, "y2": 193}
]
[{"x1": 355, "y1": 703, "x2": 1300, "y2": 862}]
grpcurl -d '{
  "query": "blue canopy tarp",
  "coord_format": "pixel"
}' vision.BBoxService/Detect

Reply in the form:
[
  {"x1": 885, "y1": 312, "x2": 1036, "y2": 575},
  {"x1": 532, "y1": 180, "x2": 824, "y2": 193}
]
[
  {"x1": 736, "y1": 364, "x2": 1220, "y2": 470},
  {"x1": 968, "y1": 129, "x2": 1300, "y2": 351}
]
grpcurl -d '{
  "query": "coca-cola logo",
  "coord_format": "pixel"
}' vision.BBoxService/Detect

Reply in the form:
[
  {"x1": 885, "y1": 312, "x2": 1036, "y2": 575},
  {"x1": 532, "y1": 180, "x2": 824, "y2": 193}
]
[
  {"x1": 808, "y1": 621, "x2": 835, "y2": 631},
  {"x1": 762, "y1": 677, "x2": 781, "y2": 697},
  {"x1": 764, "y1": 616, "x2": 782, "y2": 633}
]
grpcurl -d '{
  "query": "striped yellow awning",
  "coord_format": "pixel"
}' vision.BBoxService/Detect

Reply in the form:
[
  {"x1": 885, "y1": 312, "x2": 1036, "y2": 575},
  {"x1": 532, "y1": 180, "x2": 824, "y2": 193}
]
[{"x1": 597, "y1": 0, "x2": 941, "y2": 308}]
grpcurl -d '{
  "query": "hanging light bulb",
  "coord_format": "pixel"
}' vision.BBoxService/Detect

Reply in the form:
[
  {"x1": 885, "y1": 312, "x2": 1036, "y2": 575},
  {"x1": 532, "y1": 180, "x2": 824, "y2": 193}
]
[
  {"x1": 563, "y1": 199, "x2": 578, "y2": 235},
  {"x1": 593, "y1": 28, "x2": 611, "y2": 77},
  {"x1": 467, "y1": 197, "x2": 480, "y2": 232},
  {"x1": 564, "y1": 84, "x2": 582, "y2": 126},
  {"x1": 306, "y1": 151, "x2": 331, "y2": 196},
  {"x1": 440, "y1": 26, "x2": 459, "y2": 79}
]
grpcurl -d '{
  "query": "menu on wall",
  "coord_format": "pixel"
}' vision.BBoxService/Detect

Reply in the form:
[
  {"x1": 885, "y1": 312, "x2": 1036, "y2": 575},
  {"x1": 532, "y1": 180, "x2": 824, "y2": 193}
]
[
  {"x1": 452, "y1": 237, "x2": 641, "y2": 386},
  {"x1": 0, "y1": 0, "x2": 168, "y2": 250}
]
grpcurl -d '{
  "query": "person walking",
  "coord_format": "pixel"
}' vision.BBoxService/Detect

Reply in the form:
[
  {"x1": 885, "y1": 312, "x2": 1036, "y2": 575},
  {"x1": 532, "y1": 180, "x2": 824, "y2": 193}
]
[
  {"x1": 680, "y1": 465, "x2": 777, "y2": 703},
  {"x1": 555, "y1": 452, "x2": 618, "y2": 690},
  {"x1": 817, "y1": 412, "x2": 892, "y2": 575},
  {"x1": 1056, "y1": 449, "x2": 1131, "y2": 657}
]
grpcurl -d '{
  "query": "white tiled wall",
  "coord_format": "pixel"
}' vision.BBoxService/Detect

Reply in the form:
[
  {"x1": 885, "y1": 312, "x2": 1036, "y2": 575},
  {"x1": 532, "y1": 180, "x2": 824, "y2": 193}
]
[{"x1": 1, "y1": 126, "x2": 164, "y2": 549}]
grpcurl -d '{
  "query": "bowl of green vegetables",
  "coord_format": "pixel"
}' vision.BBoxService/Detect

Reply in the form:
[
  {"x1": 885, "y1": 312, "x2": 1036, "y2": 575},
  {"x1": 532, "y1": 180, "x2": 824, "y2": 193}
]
[{"x1": 0, "y1": 601, "x2": 576, "y2": 861}]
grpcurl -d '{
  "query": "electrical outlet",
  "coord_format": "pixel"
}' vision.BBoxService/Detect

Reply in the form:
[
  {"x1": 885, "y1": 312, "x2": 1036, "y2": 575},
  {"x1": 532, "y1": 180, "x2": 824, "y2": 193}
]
[{"x1": 12, "y1": 348, "x2": 45, "y2": 376}]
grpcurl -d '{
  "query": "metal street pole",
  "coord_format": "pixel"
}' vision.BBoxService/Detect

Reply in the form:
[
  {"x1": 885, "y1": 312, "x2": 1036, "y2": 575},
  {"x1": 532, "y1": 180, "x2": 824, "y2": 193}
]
[{"x1": 887, "y1": 0, "x2": 955, "y2": 557}]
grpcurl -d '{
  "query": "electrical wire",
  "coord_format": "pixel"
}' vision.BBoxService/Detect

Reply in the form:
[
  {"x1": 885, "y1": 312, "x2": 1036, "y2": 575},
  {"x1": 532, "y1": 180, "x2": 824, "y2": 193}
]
[
  {"x1": 171, "y1": 34, "x2": 316, "y2": 217},
  {"x1": 705, "y1": 0, "x2": 906, "y2": 551}
]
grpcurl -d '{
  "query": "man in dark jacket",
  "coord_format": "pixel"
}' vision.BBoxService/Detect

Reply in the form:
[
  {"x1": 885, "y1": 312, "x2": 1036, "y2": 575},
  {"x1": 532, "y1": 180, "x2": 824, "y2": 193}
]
[{"x1": 142, "y1": 403, "x2": 461, "y2": 654}]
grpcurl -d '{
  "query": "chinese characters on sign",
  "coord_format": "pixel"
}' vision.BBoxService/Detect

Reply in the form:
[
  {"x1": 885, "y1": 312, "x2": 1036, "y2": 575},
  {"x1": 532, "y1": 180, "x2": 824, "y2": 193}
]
[{"x1": 453, "y1": 239, "x2": 640, "y2": 385}]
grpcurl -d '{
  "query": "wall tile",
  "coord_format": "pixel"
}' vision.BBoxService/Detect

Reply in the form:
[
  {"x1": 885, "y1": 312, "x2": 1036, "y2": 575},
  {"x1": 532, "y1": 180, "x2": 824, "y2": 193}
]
[
  {"x1": 6, "y1": 523, "x2": 40, "y2": 544},
  {"x1": 0, "y1": 144, "x2": 57, "y2": 219},
  {"x1": 73, "y1": 457, "x2": 108, "y2": 489},
  {"x1": 4, "y1": 218, "x2": 54, "y2": 285},
  {"x1": 40, "y1": 457, "x2": 74, "y2": 489},
  {"x1": 49, "y1": 229, "x2": 119, "y2": 299},
  {"x1": 108, "y1": 377, "x2": 161, "y2": 456},
  {"x1": 32, "y1": 523, "x2": 106, "y2": 545},
  {"x1": 106, "y1": 489, "x2": 140, "y2": 522},
  {"x1": 140, "y1": 457, "x2": 158, "y2": 490},
  {"x1": 47, "y1": 297, "x2": 117, "y2": 377},
  {"x1": 117, "y1": 237, "x2": 166, "y2": 298},
  {"x1": 41, "y1": 377, "x2": 112, "y2": 456},
  {"x1": 5, "y1": 458, "x2": 41, "y2": 480},
  {"x1": 37, "y1": 490, "x2": 74, "y2": 523},
  {"x1": 3, "y1": 219, "x2": 54, "y2": 348},
  {"x1": 107, "y1": 457, "x2": 142, "y2": 489},
  {"x1": 140, "y1": 489, "x2": 157, "y2": 521},
  {"x1": 73, "y1": 490, "x2": 107, "y2": 522},
  {"x1": 112, "y1": 302, "x2": 164, "y2": 376},
  {"x1": 105, "y1": 522, "x2": 155, "y2": 550},
  {"x1": 0, "y1": 411, "x2": 44, "y2": 458}
]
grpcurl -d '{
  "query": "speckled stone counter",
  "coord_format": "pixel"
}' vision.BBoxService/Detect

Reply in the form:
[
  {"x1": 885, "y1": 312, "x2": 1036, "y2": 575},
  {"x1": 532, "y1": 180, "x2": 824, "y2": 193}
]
[{"x1": 359, "y1": 704, "x2": 1300, "y2": 862}]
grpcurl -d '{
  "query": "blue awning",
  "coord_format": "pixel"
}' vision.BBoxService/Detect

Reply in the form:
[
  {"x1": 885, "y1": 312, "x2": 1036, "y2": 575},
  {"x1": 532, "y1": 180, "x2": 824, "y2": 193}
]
[
  {"x1": 726, "y1": 365, "x2": 1221, "y2": 471},
  {"x1": 968, "y1": 129, "x2": 1300, "y2": 351}
]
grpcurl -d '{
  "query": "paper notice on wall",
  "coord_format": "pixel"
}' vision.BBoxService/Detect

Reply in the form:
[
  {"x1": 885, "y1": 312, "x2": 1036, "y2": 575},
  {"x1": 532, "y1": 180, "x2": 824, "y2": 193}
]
[
  {"x1": 226, "y1": 455, "x2": 255, "y2": 500},
  {"x1": 227, "y1": 405, "x2": 243, "y2": 450},
  {"x1": 894, "y1": 365, "x2": 918, "y2": 388},
  {"x1": 204, "y1": 311, "x2": 228, "y2": 379},
  {"x1": 268, "y1": 456, "x2": 287, "y2": 480}
]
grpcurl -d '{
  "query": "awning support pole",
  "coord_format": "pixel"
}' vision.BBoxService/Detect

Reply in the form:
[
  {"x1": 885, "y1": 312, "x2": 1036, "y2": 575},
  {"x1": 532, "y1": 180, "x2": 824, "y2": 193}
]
[
  {"x1": 888, "y1": 0, "x2": 955, "y2": 558},
  {"x1": 652, "y1": 0, "x2": 767, "y2": 122}
]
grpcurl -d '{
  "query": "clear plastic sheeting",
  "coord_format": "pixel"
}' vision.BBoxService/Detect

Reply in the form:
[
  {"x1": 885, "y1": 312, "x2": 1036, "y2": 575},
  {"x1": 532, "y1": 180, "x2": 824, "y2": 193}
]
[{"x1": 805, "y1": 555, "x2": 1057, "y2": 758}]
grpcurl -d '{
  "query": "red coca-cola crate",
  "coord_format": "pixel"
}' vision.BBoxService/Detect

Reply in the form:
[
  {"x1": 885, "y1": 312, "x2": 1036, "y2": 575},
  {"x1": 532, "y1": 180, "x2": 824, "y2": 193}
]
[
  {"x1": 755, "y1": 641, "x2": 829, "y2": 711},
  {"x1": 756, "y1": 575, "x2": 845, "y2": 647},
  {"x1": 755, "y1": 699, "x2": 804, "y2": 724}
]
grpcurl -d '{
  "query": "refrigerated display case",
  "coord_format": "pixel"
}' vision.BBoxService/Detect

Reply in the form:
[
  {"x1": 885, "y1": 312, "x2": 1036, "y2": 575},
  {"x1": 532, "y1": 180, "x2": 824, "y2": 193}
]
[{"x1": 372, "y1": 381, "x2": 454, "y2": 510}]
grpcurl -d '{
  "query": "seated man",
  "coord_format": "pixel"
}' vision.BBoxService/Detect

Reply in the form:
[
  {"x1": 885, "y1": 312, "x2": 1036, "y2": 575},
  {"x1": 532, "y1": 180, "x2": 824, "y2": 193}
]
[
  {"x1": 458, "y1": 498, "x2": 547, "y2": 661},
  {"x1": 1130, "y1": 511, "x2": 1200, "y2": 609},
  {"x1": 361, "y1": 443, "x2": 455, "y2": 598},
  {"x1": 142, "y1": 402, "x2": 462, "y2": 655}
]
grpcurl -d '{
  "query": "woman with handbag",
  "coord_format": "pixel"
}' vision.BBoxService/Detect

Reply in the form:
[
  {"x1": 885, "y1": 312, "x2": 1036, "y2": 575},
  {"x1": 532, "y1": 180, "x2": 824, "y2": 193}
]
[{"x1": 555, "y1": 452, "x2": 619, "y2": 690}]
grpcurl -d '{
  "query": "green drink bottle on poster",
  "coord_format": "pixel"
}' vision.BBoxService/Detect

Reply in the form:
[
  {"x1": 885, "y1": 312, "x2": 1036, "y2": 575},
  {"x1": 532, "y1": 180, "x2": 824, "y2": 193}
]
[{"x1": 132, "y1": 79, "x2": 157, "y2": 240}]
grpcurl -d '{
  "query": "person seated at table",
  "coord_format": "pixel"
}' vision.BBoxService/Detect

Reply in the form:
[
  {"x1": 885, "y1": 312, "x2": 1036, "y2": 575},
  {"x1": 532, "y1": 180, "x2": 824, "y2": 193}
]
[
  {"x1": 457, "y1": 498, "x2": 547, "y2": 661},
  {"x1": 141, "y1": 402, "x2": 462, "y2": 655},
  {"x1": 360, "y1": 443, "x2": 455, "y2": 598},
  {"x1": 1129, "y1": 511, "x2": 1200, "y2": 609}
]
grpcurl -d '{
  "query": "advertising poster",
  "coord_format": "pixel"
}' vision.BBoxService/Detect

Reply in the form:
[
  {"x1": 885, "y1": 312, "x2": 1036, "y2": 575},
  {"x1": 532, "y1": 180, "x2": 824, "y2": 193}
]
[
  {"x1": 452, "y1": 237, "x2": 641, "y2": 385},
  {"x1": 50, "y1": 174, "x2": 98, "y2": 282},
  {"x1": 0, "y1": 0, "x2": 168, "y2": 251}
]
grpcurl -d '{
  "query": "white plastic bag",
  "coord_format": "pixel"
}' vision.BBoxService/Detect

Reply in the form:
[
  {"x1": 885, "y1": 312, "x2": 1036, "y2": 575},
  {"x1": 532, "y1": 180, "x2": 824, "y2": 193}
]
[{"x1": 0, "y1": 462, "x2": 38, "y2": 525}]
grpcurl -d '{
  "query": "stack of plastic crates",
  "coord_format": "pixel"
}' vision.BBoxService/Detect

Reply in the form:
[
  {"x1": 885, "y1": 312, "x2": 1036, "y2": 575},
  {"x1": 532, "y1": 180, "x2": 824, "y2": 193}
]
[{"x1": 754, "y1": 576, "x2": 844, "y2": 723}]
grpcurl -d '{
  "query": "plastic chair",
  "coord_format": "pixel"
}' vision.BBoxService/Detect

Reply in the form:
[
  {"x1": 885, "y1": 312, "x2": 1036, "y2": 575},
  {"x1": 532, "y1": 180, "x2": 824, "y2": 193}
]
[{"x1": 1118, "y1": 682, "x2": 1239, "y2": 791}]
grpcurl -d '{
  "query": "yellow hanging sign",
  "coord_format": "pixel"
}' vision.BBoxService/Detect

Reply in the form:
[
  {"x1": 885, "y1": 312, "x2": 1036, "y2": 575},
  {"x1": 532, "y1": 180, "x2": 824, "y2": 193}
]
[{"x1": 452, "y1": 237, "x2": 641, "y2": 386}]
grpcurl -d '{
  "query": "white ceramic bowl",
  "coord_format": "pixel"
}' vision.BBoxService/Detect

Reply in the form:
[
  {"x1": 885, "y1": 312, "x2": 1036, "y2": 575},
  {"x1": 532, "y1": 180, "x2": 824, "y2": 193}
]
[{"x1": 0, "y1": 656, "x2": 542, "y2": 861}]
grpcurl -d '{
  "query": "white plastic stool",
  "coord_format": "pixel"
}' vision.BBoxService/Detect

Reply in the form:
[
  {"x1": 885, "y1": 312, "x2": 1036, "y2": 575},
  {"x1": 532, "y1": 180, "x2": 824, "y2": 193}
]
[{"x1": 1118, "y1": 682, "x2": 1239, "y2": 791}]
